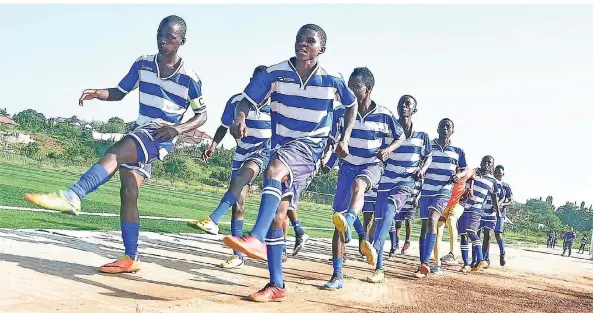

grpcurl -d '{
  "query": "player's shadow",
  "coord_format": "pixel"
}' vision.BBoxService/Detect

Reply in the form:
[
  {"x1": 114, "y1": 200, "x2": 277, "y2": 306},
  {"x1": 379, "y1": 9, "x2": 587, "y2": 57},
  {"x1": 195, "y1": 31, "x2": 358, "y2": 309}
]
[{"x1": 0, "y1": 252, "x2": 167, "y2": 301}]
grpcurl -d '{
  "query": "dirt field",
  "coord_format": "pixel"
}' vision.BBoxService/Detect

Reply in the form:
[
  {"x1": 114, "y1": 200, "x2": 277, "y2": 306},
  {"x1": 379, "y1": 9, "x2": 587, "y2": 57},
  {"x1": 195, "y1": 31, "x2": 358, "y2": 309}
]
[{"x1": 1, "y1": 229, "x2": 592, "y2": 313}]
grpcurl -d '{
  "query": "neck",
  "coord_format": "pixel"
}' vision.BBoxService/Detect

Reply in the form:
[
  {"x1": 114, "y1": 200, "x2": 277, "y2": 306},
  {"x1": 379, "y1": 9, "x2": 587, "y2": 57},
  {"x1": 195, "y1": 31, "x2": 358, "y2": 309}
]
[
  {"x1": 158, "y1": 52, "x2": 179, "y2": 66},
  {"x1": 437, "y1": 136, "x2": 450, "y2": 146},
  {"x1": 294, "y1": 57, "x2": 318, "y2": 79},
  {"x1": 358, "y1": 97, "x2": 373, "y2": 114},
  {"x1": 398, "y1": 116, "x2": 413, "y2": 131}
]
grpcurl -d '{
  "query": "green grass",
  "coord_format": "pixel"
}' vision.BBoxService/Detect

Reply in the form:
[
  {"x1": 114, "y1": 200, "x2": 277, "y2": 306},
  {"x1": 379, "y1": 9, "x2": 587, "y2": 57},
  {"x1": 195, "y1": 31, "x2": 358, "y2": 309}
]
[{"x1": 0, "y1": 161, "x2": 546, "y2": 246}]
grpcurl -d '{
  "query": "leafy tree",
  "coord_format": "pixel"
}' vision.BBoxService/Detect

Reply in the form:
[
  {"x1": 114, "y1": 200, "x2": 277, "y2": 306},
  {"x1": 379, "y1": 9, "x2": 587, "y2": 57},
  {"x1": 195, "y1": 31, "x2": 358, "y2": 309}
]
[
  {"x1": 0, "y1": 108, "x2": 9, "y2": 117},
  {"x1": 13, "y1": 109, "x2": 46, "y2": 132}
]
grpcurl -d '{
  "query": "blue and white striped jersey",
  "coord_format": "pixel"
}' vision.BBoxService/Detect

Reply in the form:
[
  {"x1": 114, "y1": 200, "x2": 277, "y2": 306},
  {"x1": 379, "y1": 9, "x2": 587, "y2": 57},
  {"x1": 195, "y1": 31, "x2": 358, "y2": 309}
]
[
  {"x1": 118, "y1": 55, "x2": 205, "y2": 128},
  {"x1": 378, "y1": 126, "x2": 431, "y2": 192},
  {"x1": 242, "y1": 58, "x2": 356, "y2": 160},
  {"x1": 462, "y1": 168, "x2": 499, "y2": 213},
  {"x1": 221, "y1": 93, "x2": 271, "y2": 172},
  {"x1": 331, "y1": 103, "x2": 403, "y2": 166},
  {"x1": 482, "y1": 178, "x2": 505, "y2": 221},
  {"x1": 421, "y1": 140, "x2": 467, "y2": 198}
]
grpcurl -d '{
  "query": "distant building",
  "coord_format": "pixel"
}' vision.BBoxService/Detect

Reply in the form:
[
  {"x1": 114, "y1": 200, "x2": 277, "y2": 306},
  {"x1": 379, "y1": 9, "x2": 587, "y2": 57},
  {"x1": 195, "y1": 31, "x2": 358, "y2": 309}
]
[
  {"x1": 0, "y1": 116, "x2": 17, "y2": 126},
  {"x1": 91, "y1": 131, "x2": 125, "y2": 142},
  {"x1": 179, "y1": 129, "x2": 213, "y2": 147}
]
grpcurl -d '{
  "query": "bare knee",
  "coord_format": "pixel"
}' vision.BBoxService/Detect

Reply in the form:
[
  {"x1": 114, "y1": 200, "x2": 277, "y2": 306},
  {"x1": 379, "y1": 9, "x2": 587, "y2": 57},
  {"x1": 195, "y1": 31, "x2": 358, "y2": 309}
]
[
  {"x1": 351, "y1": 179, "x2": 367, "y2": 197},
  {"x1": 265, "y1": 159, "x2": 288, "y2": 181}
]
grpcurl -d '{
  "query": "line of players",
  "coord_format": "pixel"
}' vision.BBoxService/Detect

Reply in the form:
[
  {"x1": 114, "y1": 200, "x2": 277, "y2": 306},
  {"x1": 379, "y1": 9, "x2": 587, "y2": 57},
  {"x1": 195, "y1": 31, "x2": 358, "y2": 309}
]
[{"x1": 23, "y1": 16, "x2": 513, "y2": 302}]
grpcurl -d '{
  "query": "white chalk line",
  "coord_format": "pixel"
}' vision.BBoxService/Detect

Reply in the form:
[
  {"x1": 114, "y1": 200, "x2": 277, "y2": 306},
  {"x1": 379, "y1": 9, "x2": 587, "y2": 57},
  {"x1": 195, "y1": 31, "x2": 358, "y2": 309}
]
[{"x1": 0, "y1": 205, "x2": 335, "y2": 231}]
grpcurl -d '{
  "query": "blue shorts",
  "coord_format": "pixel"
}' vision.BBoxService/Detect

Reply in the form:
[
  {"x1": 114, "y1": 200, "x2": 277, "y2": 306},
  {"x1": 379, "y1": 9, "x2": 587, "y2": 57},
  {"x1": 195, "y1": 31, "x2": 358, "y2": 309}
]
[
  {"x1": 419, "y1": 196, "x2": 449, "y2": 220},
  {"x1": 362, "y1": 188, "x2": 378, "y2": 213},
  {"x1": 273, "y1": 141, "x2": 317, "y2": 209},
  {"x1": 374, "y1": 190, "x2": 410, "y2": 221},
  {"x1": 395, "y1": 210, "x2": 415, "y2": 222},
  {"x1": 287, "y1": 163, "x2": 317, "y2": 212},
  {"x1": 333, "y1": 162, "x2": 383, "y2": 213},
  {"x1": 120, "y1": 124, "x2": 175, "y2": 179},
  {"x1": 479, "y1": 220, "x2": 496, "y2": 231},
  {"x1": 458, "y1": 211, "x2": 482, "y2": 234},
  {"x1": 495, "y1": 218, "x2": 505, "y2": 233},
  {"x1": 231, "y1": 147, "x2": 270, "y2": 179}
]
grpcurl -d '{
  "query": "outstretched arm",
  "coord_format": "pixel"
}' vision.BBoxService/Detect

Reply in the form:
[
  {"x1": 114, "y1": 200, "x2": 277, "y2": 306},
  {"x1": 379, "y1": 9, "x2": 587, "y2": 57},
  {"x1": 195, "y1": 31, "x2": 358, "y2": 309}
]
[{"x1": 79, "y1": 88, "x2": 126, "y2": 105}]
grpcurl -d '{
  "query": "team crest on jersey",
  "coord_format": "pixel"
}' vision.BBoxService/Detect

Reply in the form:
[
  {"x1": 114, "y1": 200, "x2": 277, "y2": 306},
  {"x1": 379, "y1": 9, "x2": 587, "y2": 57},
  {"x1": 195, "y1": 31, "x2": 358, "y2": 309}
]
[
  {"x1": 140, "y1": 65, "x2": 153, "y2": 71},
  {"x1": 277, "y1": 77, "x2": 295, "y2": 83}
]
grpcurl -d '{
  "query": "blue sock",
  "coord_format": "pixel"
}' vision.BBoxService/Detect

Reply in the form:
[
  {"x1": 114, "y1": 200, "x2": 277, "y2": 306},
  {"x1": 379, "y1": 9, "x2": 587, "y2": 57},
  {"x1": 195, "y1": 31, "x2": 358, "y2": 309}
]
[
  {"x1": 291, "y1": 219, "x2": 304, "y2": 235},
  {"x1": 209, "y1": 192, "x2": 238, "y2": 224},
  {"x1": 389, "y1": 221, "x2": 396, "y2": 249},
  {"x1": 353, "y1": 217, "x2": 365, "y2": 239},
  {"x1": 332, "y1": 257, "x2": 343, "y2": 277},
  {"x1": 497, "y1": 237, "x2": 505, "y2": 254},
  {"x1": 471, "y1": 233, "x2": 483, "y2": 262},
  {"x1": 419, "y1": 236, "x2": 426, "y2": 262},
  {"x1": 68, "y1": 163, "x2": 110, "y2": 200},
  {"x1": 345, "y1": 208, "x2": 357, "y2": 226},
  {"x1": 231, "y1": 219, "x2": 244, "y2": 258},
  {"x1": 423, "y1": 232, "x2": 437, "y2": 264},
  {"x1": 461, "y1": 236, "x2": 470, "y2": 265},
  {"x1": 250, "y1": 179, "x2": 282, "y2": 241},
  {"x1": 373, "y1": 199, "x2": 396, "y2": 270},
  {"x1": 121, "y1": 222, "x2": 139, "y2": 259},
  {"x1": 266, "y1": 228, "x2": 285, "y2": 287}
]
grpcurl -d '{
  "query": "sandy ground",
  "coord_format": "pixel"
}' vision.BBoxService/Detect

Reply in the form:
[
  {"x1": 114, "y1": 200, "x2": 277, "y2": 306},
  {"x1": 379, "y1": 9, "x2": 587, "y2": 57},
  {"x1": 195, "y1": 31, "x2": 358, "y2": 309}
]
[{"x1": 1, "y1": 229, "x2": 593, "y2": 313}]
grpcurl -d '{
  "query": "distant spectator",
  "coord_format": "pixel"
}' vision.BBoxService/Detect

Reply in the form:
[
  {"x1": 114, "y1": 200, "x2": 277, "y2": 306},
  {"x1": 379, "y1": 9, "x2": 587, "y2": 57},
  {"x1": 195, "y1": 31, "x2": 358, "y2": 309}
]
[
  {"x1": 562, "y1": 227, "x2": 576, "y2": 257},
  {"x1": 578, "y1": 234, "x2": 588, "y2": 254}
]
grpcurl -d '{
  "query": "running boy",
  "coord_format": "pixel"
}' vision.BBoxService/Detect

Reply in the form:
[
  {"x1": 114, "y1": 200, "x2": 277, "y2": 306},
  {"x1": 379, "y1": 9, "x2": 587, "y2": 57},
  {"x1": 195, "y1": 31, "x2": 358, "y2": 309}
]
[
  {"x1": 223, "y1": 24, "x2": 358, "y2": 302},
  {"x1": 493, "y1": 165, "x2": 513, "y2": 265},
  {"x1": 370, "y1": 95, "x2": 431, "y2": 283},
  {"x1": 323, "y1": 67, "x2": 404, "y2": 290},
  {"x1": 457, "y1": 156, "x2": 500, "y2": 273},
  {"x1": 413, "y1": 118, "x2": 468, "y2": 278},
  {"x1": 187, "y1": 65, "x2": 269, "y2": 269},
  {"x1": 25, "y1": 16, "x2": 207, "y2": 273}
]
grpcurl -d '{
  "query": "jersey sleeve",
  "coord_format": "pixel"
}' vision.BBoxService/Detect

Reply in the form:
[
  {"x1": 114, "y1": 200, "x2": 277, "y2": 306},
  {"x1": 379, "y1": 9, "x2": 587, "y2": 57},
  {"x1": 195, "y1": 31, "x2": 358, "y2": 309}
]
[
  {"x1": 421, "y1": 134, "x2": 432, "y2": 159},
  {"x1": 243, "y1": 69, "x2": 275, "y2": 106},
  {"x1": 188, "y1": 76, "x2": 206, "y2": 114},
  {"x1": 220, "y1": 98, "x2": 235, "y2": 128},
  {"x1": 334, "y1": 77, "x2": 357, "y2": 108},
  {"x1": 387, "y1": 114, "x2": 404, "y2": 140},
  {"x1": 117, "y1": 56, "x2": 142, "y2": 94},
  {"x1": 458, "y1": 148, "x2": 468, "y2": 169}
]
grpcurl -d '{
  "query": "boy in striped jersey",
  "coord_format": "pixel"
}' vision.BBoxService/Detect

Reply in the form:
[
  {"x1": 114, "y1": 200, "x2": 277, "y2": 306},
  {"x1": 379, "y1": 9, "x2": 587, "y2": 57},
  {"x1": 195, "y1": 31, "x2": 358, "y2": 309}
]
[
  {"x1": 323, "y1": 67, "x2": 404, "y2": 290},
  {"x1": 187, "y1": 65, "x2": 276, "y2": 269},
  {"x1": 493, "y1": 165, "x2": 513, "y2": 266},
  {"x1": 479, "y1": 175, "x2": 505, "y2": 268},
  {"x1": 371, "y1": 95, "x2": 431, "y2": 283},
  {"x1": 457, "y1": 156, "x2": 500, "y2": 273},
  {"x1": 223, "y1": 24, "x2": 358, "y2": 302},
  {"x1": 25, "y1": 16, "x2": 207, "y2": 274},
  {"x1": 393, "y1": 180, "x2": 422, "y2": 256},
  {"x1": 413, "y1": 118, "x2": 469, "y2": 278}
]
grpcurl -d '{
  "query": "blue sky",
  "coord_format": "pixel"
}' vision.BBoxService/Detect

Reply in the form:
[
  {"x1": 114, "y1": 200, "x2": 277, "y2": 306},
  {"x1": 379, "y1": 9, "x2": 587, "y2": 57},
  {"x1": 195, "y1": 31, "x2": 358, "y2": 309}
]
[{"x1": 1, "y1": 4, "x2": 592, "y2": 206}]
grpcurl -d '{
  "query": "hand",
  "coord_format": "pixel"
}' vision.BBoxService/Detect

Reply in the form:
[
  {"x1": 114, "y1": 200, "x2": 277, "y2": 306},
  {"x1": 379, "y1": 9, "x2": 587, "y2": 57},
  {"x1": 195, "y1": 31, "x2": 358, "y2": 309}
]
[
  {"x1": 230, "y1": 116, "x2": 247, "y2": 139},
  {"x1": 335, "y1": 141, "x2": 349, "y2": 159},
  {"x1": 463, "y1": 188, "x2": 474, "y2": 199},
  {"x1": 451, "y1": 173, "x2": 461, "y2": 183},
  {"x1": 153, "y1": 125, "x2": 180, "y2": 141},
  {"x1": 413, "y1": 195, "x2": 420, "y2": 207},
  {"x1": 411, "y1": 169, "x2": 424, "y2": 180},
  {"x1": 376, "y1": 149, "x2": 390, "y2": 162},
  {"x1": 79, "y1": 89, "x2": 101, "y2": 106},
  {"x1": 201, "y1": 147, "x2": 215, "y2": 163}
]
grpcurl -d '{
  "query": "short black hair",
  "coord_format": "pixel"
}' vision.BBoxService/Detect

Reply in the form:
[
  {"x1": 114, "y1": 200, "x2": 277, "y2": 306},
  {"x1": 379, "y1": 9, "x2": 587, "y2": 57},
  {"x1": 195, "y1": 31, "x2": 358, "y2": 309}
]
[
  {"x1": 350, "y1": 67, "x2": 375, "y2": 90},
  {"x1": 160, "y1": 15, "x2": 187, "y2": 37},
  {"x1": 483, "y1": 155, "x2": 494, "y2": 162},
  {"x1": 253, "y1": 65, "x2": 267, "y2": 77},
  {"x1": 299, "y1": 24, "x2": 327, "y2": 47},
  {"x1": 401, "y1": 95, "x2": 417, "y2": 106},
  {"x1": 495, "y1": 165, "x2": 505, "y2": 171},
  {"x1": 439, "y1": 118, "x2": 454, "y2": 129}
]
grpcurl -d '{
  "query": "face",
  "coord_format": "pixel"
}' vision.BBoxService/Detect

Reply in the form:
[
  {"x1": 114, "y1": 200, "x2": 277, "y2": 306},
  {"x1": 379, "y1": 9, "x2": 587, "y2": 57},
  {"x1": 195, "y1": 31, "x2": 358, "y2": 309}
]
[
  {"x1": 437, "y1": 119, "x2": 454, "y2": 139},
  {"x1": 295, "y1": 28, "x2": 324, "y2": 61},
  {"x1": 157, "y1": 22, "x2": 184, "y2": 55},
  {"x1": 480, "y1": 156, "x2": 494, "y2": 173},
  {"x1": 494, "y1": 167, "x2": 505, "y2": 180},
  {"x1": 348, "y1": 75, "x2": 369, "y2": 104},
  {"x1": 397, "y1": 97, "x2": 416, "y2": 118}
]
